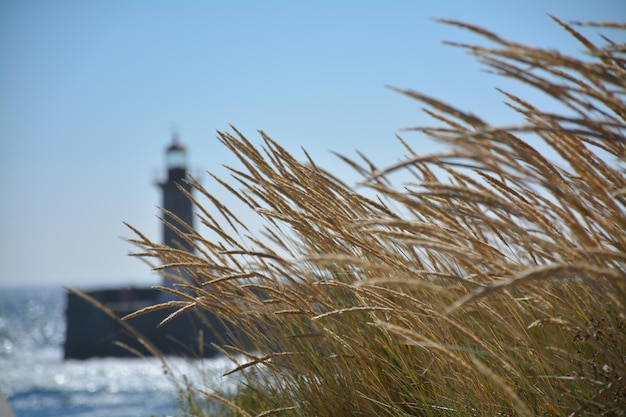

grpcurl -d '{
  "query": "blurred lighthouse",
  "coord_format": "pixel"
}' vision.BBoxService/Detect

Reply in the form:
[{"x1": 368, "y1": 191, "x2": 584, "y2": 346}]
[
  {"x1": 158, "y1": 135, "x2": 194, "y2": 253},
  {"x1": 64, "y1": 135, "x2": 233, "y2": 359},
  {"x1": 156, "y1": 135, "x2": 196, "y2": 301}
]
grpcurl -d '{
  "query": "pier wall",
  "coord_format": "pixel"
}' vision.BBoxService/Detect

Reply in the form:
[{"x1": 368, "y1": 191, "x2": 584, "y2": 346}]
[{"x1": 64, "y1": 288, "x2": 232, "y2": 359}]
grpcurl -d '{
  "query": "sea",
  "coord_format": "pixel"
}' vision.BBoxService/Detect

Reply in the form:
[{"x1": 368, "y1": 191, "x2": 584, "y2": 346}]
[{"x1": 0, "y1": 285, "x2": 240, "y2": 417}]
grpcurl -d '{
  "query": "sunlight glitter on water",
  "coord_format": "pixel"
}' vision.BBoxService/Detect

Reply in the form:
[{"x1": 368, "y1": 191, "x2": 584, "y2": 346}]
[{"x1": 0, "y1": 286, "x2": 241, "y2": 417}]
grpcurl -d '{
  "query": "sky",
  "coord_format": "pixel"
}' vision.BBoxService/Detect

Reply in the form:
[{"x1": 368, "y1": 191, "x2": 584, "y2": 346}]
[{"x1": 1, "y1": 0, "x2": 624, "y2": 288}]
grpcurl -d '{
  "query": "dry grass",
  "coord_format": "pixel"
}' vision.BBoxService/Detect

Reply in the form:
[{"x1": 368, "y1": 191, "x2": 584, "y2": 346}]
[{"x1": 128, "y1": 17, "x2": 625, "y2": 416}]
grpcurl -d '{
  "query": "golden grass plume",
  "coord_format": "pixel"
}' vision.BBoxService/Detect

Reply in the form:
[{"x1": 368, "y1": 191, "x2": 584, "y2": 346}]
[{"x1": 128, "y1": 16, "x2": 625, "y2": 416}]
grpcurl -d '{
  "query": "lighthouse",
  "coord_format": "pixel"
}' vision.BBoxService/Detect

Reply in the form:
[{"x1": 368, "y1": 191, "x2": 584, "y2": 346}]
[
  {"x1": 158, "y1": 135, "x2": 194, "y2": 253},
  {"x1": 63, "y1": 136, "x2": 235, "y2": 359}
]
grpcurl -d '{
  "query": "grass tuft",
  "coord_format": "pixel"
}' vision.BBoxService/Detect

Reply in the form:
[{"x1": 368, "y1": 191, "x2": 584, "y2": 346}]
[{"x1": 129, "y1": 17, "x2": 625, "y2": 416}]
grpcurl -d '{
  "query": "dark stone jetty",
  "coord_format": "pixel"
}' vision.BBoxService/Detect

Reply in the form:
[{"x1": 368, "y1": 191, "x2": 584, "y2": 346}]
[{"x1": 63, "y1": 287, "x2": 232, "y2": 359}]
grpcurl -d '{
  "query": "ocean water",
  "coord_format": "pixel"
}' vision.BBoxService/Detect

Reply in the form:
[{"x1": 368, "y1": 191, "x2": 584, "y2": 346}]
[{"x1": 0, "y1": 285, "x2": 238, "y2": 417}]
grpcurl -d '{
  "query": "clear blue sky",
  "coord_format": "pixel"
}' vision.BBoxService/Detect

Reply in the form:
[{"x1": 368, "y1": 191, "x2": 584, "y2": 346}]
[{"x1": 1, "y1": 0, "x2": 624, "y2": 288}]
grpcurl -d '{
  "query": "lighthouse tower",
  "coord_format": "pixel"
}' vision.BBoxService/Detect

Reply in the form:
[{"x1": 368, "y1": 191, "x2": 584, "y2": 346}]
[
  {"x1": 158, "y1": 135, "x2": 194, "y2": 253},
  {"x1": 157, "y1": 135, "x2": 195, "y2": 297}
]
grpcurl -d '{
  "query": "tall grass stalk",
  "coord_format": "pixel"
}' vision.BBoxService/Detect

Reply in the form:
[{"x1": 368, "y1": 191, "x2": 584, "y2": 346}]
[{"x1": 128, "y1": 17, "x2": 625, "y2": 416}]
